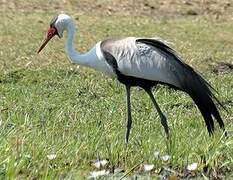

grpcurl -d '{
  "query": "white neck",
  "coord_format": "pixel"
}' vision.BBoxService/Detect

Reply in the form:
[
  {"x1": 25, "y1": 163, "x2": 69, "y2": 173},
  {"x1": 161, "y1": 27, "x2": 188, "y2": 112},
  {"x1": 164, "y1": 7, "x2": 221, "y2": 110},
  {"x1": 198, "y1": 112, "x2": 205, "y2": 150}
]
[
  {"x1": 65, "y1": 21, "x2": 97, "y2": 67},
  {"x1": 63, "y1": 19, "x2": 115, "y2": 77}
]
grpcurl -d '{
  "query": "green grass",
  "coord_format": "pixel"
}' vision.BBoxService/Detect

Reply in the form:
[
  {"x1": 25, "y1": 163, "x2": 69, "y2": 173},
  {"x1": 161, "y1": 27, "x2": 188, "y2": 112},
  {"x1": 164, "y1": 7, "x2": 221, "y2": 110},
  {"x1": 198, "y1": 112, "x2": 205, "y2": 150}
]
[{"x1": 0, "y1": 0, "x2": 233, "y2": 179}]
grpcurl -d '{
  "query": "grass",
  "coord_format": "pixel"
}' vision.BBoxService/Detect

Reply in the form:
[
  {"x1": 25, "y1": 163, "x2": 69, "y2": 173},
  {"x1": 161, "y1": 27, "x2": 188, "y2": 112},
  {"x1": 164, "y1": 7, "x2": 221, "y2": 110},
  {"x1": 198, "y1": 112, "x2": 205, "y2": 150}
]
[{"x1": 0, "y1": 0, "x2": 233, "y2": 179}]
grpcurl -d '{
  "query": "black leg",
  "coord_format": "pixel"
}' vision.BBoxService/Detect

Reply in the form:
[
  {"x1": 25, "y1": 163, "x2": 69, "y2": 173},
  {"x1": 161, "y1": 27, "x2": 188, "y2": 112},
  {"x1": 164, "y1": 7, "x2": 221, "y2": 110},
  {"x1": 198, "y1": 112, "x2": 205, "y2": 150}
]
[
  {"x1": 145, "y1": 88, "x2": 170, "y2": 138},
  {"x1": 125, "y1": 85, "x2": 132, "y2": 144}
]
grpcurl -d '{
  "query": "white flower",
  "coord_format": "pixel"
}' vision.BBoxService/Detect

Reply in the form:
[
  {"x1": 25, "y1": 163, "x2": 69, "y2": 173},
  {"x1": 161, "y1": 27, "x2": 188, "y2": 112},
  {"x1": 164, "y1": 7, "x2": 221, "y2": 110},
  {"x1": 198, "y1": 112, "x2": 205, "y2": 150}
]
[
  {"x1": 92, "y1": 159, "x2": 108, "y2": 169},
  {"x1": 144, "y1": 164, "x2": 154, "y2": 172},
  {"x1": 160, "y1": 155, "x2": 171, "y2": 161},
  {"x1": 114, "y1": 168, "x2": 124, "y2": 173},
  {"x1": 187, "y1": 163, "x2": 198, "y2": 171},
  {"x1": 47, "y1": 154, "x2": 56, "y2": 160},
  {"x1": 89, "y1": 170, "x2": 110, "y2": 178},
  {"x1": 154, "y1": 151, "x2": 160, "y2": 159}
]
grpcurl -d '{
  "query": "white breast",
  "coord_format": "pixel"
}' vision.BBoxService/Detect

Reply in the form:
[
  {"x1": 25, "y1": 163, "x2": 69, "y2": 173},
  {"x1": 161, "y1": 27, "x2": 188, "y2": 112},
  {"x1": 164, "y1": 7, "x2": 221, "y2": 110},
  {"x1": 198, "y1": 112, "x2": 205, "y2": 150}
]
[{"x1": 93, "y1": 42, "x2": 116, "y2": 77}]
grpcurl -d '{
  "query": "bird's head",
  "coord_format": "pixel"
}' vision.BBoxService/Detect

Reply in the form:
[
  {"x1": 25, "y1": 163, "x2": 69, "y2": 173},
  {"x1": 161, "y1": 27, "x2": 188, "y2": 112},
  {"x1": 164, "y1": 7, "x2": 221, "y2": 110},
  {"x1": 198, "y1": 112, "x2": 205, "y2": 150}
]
[{"x1": 38, "y1": 14, "x2": 73, "y2": 53}]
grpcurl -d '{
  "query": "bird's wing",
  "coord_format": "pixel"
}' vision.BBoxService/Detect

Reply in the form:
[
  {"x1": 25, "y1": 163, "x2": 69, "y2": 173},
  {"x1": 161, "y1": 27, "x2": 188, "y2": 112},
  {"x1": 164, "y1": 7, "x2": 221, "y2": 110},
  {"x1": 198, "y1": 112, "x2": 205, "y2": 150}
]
[{"x1": 100, "y1": 37, "x2": 186, "y2": 88}]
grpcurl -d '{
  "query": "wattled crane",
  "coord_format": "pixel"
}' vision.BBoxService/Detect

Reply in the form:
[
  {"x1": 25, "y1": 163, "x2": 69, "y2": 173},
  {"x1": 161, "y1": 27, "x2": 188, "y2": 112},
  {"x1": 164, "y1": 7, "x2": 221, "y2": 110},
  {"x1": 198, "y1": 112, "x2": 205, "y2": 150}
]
[{"x1": 38, "y1": 14, "x2": 225, "y2": 143}]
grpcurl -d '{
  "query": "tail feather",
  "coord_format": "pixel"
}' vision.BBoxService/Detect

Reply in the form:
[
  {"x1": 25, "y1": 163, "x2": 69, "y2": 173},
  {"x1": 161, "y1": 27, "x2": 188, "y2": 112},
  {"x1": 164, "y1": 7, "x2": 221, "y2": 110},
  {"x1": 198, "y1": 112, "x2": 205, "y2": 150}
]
[
  {"x1": 180, "y1": 66, "x2": 225, "y2": 134},
  {"x1": 191, "y1": 91, "x2": 217, "y2": 134}
]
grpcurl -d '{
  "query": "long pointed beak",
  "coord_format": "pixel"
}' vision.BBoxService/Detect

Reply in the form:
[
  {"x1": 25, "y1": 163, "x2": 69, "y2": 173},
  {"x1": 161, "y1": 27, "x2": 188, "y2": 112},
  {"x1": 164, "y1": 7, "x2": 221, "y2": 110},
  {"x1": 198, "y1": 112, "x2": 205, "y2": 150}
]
[
  {"x1": 38, "y1": 27, "x2": 57, "y2": 53},
  {"x1": 37, "y1": 35, "x2": 53, "y2": 53}
]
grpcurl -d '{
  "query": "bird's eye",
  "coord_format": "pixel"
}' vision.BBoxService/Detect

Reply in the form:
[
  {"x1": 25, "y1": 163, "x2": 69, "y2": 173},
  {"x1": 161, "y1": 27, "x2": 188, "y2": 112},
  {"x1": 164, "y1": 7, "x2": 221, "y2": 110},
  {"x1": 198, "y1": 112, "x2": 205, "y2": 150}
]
[{"x1": 47, "y1": 27, "x2": 57, "y2": 37}]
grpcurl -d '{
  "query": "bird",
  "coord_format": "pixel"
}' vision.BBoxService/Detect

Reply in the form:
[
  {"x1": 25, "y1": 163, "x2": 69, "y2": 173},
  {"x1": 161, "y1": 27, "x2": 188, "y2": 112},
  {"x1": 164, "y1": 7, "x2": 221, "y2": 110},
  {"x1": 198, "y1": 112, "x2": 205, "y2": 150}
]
[{"x1": 38, "y1": 14, "x2": 226, "y2": 143}]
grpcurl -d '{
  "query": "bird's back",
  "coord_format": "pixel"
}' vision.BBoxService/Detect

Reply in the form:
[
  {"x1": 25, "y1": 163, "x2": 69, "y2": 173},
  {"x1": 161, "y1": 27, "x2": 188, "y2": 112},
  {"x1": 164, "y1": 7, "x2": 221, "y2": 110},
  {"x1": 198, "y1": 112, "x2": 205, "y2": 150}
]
[{"x1": 100, "y1": 37, "x2": 184, "y2": 88}]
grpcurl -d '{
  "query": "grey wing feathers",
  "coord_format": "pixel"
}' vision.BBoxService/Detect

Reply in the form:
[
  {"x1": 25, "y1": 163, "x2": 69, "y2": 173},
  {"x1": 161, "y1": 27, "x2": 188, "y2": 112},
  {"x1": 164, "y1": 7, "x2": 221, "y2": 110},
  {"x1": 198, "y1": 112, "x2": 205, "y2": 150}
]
[
  {"x1": 136, "y1": 38, "x2": 215, "y2": 92},
  {"x1": 101, "y1": 37, "x2": 183, "y2": 87}
]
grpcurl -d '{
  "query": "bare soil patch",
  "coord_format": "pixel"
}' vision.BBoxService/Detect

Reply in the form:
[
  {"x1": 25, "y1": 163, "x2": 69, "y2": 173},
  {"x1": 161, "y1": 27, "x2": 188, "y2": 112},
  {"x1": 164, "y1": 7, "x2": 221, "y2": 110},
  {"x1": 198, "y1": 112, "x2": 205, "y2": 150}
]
[{"x1": 1, "y1": 0, "x2": 232, "y2": 19}]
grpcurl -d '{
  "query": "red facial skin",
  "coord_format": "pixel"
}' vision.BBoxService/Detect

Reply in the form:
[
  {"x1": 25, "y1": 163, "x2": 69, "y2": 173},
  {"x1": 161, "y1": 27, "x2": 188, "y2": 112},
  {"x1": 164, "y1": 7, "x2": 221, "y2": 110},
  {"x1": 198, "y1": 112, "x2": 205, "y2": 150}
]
[{"x1": 38, "y1": 27, "x2": 58, "y2": 53}]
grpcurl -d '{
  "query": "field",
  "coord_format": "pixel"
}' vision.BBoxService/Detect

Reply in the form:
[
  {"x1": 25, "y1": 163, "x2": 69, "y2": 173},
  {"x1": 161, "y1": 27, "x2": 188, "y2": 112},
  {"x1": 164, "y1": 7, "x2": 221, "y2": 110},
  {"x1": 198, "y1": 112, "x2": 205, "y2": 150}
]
[{"x1": 0, "y1": 0, "x2": 233, "y2": 179}]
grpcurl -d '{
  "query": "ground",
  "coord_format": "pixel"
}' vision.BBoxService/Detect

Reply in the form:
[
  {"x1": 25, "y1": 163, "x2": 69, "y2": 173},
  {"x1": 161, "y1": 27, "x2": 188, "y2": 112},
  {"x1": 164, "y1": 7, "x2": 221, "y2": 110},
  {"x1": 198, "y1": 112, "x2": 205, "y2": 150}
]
[{"x1": 0, "y1": 0, "x2": 233, "y2": 179}]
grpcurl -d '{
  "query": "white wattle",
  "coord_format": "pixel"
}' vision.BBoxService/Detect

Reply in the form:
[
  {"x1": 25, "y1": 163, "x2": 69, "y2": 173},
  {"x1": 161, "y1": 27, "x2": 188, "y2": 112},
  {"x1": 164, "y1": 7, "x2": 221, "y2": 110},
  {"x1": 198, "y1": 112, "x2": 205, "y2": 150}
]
[{"x1": 64, "y1": 19, "x2": 114, "y2": 76}]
